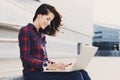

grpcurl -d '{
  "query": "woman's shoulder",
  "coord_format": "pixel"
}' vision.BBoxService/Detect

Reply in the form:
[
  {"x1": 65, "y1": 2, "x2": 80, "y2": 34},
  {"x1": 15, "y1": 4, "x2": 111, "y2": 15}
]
[
  {"x1": 19, "y1": 24, "x2": 32, "y2": 37},
  {"x1": 20, "y1": 24, "x2": 31, "y2": 32}
]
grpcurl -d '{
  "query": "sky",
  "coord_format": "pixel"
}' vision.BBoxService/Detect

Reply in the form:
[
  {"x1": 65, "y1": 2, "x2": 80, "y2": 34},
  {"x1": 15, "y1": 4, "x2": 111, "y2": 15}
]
[{"x1": 93, "y1": 0, "x2": 120, "y2": 29}]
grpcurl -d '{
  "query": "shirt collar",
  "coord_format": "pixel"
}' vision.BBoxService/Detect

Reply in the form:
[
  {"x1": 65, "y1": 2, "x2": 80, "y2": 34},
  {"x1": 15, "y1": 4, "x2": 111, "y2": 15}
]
[{"x1": 28, "y1": 23, "x2": 37, "y2": 31}]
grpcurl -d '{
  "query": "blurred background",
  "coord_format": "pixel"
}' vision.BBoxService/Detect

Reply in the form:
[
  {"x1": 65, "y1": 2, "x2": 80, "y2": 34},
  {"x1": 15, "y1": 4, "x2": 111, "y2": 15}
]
[
  {"x1": 0, "y1": 0, "x2": 120, "y2": 80},
  {"x1": 0, "y1": 0, "x2": 92, "y2": 58}
]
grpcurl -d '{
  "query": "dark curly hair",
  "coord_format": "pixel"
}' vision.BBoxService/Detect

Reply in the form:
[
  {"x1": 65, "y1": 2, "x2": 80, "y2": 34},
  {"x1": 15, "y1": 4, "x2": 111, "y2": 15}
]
[{"x1": 33, "y1": 3, "x2": 62, "y2": 36}]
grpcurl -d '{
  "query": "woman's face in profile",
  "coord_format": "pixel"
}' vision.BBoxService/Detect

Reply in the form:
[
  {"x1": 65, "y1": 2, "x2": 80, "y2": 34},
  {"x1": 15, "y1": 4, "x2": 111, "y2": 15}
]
[{"x1": 38, "y1": 12, "x2": 54, "y2": 29}]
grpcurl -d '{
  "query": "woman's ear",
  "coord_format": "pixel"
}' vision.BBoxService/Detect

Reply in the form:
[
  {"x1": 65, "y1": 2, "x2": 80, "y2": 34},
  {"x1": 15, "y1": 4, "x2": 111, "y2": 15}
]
[{"x1": 37, "y1": 14, "x2": 42, "y2": 18}]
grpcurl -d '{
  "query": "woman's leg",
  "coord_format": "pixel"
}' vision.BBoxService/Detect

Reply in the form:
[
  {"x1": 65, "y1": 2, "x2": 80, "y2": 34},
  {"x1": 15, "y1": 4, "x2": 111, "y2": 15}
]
[
  {"x1": 24, "y1": 71, "x2": 83, "y2": 80},
  {"x1": 79, "y1": 69, "x2": 91, "y2": 80}
]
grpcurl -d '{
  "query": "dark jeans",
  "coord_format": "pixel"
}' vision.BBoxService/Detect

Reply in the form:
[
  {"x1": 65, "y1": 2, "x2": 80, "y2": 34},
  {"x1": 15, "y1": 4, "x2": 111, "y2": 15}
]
[{"x1": 24, "y1": 70, "x2": 91, "y2": 80}]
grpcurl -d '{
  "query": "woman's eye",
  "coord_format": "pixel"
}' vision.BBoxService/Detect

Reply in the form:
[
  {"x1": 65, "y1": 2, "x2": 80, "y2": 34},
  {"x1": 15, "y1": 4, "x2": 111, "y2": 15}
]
[{"x1": 47, "y1": 18, "x2": 50, "y2": 21}]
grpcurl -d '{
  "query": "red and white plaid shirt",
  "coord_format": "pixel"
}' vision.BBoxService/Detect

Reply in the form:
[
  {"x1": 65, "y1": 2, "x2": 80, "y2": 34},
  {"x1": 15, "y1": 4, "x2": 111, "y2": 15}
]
[{"x1": 18, "y1": 23, "x2": 49, "y2": 74}]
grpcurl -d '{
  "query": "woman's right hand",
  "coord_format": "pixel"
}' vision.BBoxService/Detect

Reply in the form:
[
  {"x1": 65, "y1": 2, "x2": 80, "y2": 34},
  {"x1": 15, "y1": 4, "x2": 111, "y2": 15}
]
[{"x1": 47, "y1": 62, "x2": 66, "y2": 70}]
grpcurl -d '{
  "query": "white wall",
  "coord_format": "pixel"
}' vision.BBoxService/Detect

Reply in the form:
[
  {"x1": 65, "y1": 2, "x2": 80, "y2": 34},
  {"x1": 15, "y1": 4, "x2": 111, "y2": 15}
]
[
  {"x1": 0, "y1": 0, "x2": 92, "y2": 58},
  {"x1": 42, "y1": 0, "x2": 93, "y2": 36}
]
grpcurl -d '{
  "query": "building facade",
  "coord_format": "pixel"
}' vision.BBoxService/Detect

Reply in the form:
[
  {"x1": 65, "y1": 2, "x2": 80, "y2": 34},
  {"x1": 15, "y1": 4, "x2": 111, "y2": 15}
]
[{"x1": 93, "y1": 24, "x2": 120, "y2": 56}]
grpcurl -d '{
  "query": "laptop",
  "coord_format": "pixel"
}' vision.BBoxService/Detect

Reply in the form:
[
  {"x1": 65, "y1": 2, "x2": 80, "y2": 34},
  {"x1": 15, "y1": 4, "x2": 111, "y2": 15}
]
[{"x1": 43, "y1": 46, "x2": 98, "y2": 72}]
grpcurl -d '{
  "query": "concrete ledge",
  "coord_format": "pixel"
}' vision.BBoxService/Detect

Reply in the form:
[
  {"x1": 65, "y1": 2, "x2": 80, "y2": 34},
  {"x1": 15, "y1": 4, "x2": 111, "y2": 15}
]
[
  {"x1": 1, "y1": 57, "x2": 120, "y2": 80},
  {"x1": 1, "y1": 75, "x2": 24, "y2": 80}
]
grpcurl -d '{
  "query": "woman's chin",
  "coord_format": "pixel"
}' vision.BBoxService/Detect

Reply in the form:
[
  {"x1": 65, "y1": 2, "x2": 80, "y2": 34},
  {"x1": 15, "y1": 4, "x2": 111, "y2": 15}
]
[
  {"x1": 41, "y1": 25, "x2": 46, "y2": 29},
  {"x1": 41, "y1": 26, "x2": 47, "y2": 29}
]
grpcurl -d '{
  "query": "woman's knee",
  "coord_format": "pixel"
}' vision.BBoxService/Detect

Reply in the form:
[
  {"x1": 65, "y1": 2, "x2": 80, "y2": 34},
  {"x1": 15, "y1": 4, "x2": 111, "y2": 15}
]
[{"x1": 79, "y1": 70, "x2": 91, "y2": 80}]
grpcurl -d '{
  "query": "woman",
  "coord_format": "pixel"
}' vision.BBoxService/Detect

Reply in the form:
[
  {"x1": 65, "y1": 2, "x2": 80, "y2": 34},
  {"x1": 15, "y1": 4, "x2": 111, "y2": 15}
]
[{"x1": 18, "y1": 3, "x2": 91, "y2": 80}]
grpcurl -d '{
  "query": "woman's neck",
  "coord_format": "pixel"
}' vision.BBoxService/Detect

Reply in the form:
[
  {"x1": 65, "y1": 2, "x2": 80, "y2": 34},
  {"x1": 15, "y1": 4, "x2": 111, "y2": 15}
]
[{"x1": 33, "y1": 21, "x2": 40, "y2": 32}]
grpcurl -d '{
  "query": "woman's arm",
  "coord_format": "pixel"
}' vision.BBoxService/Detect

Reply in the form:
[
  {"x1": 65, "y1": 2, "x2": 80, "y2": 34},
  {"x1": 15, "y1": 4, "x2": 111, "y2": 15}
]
[{"x1": 18, "y1": 27, "x2": 43, "y2": 68}]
